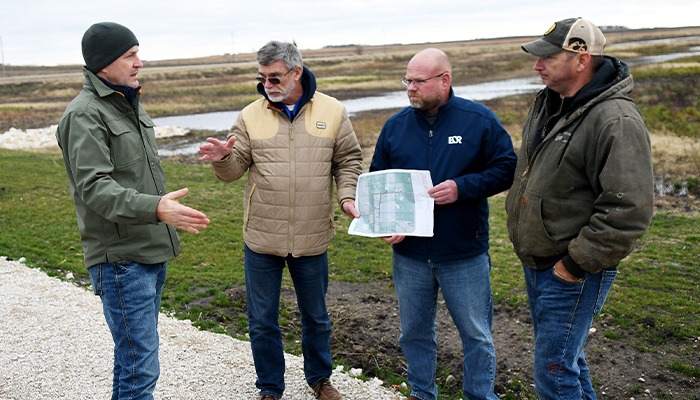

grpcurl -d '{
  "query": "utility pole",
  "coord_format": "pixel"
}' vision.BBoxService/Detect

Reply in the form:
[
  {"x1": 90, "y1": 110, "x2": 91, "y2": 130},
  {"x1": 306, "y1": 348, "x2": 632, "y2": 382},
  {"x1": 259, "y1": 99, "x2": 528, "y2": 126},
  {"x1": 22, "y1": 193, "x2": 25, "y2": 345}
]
[
  {"x1": 230, "y1": 30, "x2": 235, "y2": 63},
  {"x1": 0, "y1": 36, "x2": 6, "y2": 78}
]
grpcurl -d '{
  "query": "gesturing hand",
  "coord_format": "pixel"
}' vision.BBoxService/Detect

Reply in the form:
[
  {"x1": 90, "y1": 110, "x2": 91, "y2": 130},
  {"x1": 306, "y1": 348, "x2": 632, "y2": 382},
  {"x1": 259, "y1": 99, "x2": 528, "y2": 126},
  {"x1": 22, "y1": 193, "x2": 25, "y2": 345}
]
[
  {"x1": 197, "y1": 136, "x2": 236, "y2": 162},
  {"x1": 156, "y1": 188, "x2": 210, "y2": 234}
]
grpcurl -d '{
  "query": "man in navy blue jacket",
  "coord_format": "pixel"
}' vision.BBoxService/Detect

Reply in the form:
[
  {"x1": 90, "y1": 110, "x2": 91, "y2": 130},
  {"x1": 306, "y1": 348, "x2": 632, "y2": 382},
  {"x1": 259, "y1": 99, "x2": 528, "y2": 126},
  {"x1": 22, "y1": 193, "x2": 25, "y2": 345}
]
[{"x1": 370, "y1": 48, "x2": 516, "y2": 400}]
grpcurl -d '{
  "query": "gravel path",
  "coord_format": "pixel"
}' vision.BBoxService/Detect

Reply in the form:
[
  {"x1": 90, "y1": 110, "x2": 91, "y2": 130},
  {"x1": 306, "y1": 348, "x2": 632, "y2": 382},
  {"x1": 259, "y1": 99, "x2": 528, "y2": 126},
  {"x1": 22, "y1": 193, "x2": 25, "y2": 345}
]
[{"x1": 0, "y1": 257, "x2": 403, "y2": 400}]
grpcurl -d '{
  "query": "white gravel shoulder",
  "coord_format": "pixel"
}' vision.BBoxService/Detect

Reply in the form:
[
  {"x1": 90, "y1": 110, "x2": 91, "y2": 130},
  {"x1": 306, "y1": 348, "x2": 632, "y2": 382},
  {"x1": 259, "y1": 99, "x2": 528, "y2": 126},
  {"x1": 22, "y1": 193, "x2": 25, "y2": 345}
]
[
  {"x1": 0, "y1": 125, "x2": 190, "y2": 151},
  {"x1": 0, "y1": 256, "x2": 403, "y2": 400}
]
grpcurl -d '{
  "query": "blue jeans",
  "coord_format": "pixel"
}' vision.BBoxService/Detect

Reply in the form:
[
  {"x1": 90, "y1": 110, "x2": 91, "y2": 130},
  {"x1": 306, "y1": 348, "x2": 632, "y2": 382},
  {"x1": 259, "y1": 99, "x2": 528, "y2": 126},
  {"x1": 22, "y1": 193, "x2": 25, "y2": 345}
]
[
  {"x1": 244, "y1": 245, "x2": 333, "y2": 398},
  {"x1": 393, "y1": 252, "x2": 498, "y2": 400},
  {"x1": 89, "y1": 261, "x2": 167, "y2": 400},
  {"x1": 524, "y1": 266, "x2": 617, "y2": 400}
]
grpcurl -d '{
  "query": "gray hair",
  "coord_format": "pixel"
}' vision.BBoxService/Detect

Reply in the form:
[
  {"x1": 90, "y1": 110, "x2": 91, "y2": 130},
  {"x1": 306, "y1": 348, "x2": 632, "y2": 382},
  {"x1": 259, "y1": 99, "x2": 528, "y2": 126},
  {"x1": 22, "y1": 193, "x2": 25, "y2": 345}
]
[{"x1": 256, "y1": 41, "x2": 303, "y2": 69}]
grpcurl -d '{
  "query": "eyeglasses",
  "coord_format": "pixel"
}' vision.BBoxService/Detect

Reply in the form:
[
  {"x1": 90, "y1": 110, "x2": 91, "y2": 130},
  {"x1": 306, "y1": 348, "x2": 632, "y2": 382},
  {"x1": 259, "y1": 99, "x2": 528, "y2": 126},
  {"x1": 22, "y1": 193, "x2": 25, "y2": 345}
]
[
  {"x1": 401, "y1": 72, "x2": 447, "y2": 87},
  {"x1": 256, "y1": 67, "x2": 295, "y2": 85}
]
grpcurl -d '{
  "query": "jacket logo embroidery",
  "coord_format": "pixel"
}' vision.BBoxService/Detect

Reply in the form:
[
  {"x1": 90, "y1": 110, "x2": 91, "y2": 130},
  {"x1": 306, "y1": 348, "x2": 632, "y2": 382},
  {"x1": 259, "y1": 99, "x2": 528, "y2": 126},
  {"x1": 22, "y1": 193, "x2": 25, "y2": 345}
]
[
  {"x1": 555, "y1": 131, "x2": 572, "y2": 143},
  {"x1": 316, "y1": 121, "x2": 327, "y2": 129},
  {"x1": 448, "y1": 136, "x2": 463, "y2": 144}
]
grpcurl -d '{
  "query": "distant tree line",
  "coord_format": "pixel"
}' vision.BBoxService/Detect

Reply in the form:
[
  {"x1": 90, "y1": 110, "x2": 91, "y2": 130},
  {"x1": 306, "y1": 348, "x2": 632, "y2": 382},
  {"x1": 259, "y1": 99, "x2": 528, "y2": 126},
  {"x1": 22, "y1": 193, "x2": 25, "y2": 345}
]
[{"x1": 600, "y1": 25, "x2": 631, "y2": 32}]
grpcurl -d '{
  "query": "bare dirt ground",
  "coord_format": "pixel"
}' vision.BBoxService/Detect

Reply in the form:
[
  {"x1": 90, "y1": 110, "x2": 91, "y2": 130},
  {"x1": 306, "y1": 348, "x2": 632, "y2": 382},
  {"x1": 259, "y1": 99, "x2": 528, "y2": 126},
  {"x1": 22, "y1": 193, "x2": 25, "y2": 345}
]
[{"x1": 220, "y1": 274, "x2": 699, "y2": 400}]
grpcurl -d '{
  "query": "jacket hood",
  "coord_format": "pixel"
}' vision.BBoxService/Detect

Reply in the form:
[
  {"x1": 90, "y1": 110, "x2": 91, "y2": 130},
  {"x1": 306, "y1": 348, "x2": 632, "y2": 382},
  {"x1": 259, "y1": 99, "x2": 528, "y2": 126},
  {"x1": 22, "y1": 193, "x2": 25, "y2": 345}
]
[
  {"x1": 540, "y1": 56, "x2": 633, "y2": 126},
  {"x1": 572, "y1": 56, "x2": 629, "y2": 107}
]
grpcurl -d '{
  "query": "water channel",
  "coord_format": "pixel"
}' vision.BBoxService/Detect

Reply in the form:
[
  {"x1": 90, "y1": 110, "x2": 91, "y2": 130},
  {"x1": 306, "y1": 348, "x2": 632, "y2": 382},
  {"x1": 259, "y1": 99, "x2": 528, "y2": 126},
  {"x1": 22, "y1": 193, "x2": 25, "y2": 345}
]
[
  {"x1": 153, "y1": 77, "x2": 545, "y2": 133},
  {"x1": 154, "y1": 40, "x2": 700, "y2": 157}
]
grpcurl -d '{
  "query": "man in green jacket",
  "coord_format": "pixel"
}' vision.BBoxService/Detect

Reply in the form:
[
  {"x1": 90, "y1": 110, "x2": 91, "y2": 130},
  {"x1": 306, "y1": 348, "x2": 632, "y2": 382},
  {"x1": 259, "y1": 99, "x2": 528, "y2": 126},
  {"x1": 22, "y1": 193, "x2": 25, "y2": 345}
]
[
  {"x1": 56, "y1": 22, "x2": 209, "y2": 400},
  {"x1": 198, "y1": 41, "x2": 362, "y2": 400},
  {"x1": 505, "y1": 18, "x2": 653, "y2": 399}
]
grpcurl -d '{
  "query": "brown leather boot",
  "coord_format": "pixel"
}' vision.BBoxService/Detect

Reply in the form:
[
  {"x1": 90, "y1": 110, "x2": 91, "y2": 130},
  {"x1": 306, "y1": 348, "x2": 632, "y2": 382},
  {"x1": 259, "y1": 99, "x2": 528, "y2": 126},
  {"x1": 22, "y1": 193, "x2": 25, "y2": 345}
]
[{"x1": 312, "y1": 377, "x2": 342, "y2": 400}]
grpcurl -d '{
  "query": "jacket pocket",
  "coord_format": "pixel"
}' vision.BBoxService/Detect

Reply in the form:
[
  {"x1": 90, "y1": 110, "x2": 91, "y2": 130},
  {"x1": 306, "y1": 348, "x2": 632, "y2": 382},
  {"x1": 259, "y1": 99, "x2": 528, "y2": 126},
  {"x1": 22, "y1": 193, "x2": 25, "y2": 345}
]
[
  {"x1": 106, "y1": 118, "x2": 144, "y2": 169},
  {"x1": 243, "y1": 183, "x2": 257, "y2": 232},
  {"x1": 514, "y1": 189, "x2": 561, "y2": 257},
  {"x1": 115, "y1": 222, "x2": 128, "y2": 239}
]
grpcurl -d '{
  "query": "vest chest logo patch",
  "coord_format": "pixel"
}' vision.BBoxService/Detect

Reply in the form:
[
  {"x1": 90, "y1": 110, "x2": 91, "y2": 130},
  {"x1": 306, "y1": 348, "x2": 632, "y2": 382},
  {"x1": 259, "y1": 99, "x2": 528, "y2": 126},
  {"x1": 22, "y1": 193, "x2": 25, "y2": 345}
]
[
  {"x1": 316, "y1": 121, "x2": 327, "y2": 129},
  {"x1": 448, "y1": 136, "x2": 462, "y2": 144}
]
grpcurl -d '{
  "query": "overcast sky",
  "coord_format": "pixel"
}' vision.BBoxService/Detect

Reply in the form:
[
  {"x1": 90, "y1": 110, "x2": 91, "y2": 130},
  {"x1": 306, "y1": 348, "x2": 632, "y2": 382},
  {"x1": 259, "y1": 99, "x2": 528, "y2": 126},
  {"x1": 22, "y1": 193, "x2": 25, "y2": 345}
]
[{"x1": 2, "y1": 0, "x2": 698, "y2": 66}]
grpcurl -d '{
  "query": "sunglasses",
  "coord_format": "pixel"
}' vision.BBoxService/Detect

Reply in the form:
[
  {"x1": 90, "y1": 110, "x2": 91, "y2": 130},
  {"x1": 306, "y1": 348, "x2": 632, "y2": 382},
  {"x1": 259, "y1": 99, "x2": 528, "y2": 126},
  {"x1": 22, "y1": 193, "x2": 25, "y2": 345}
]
[{"x1": 256, "y1": 67, "x2": 295, "y2": 85}]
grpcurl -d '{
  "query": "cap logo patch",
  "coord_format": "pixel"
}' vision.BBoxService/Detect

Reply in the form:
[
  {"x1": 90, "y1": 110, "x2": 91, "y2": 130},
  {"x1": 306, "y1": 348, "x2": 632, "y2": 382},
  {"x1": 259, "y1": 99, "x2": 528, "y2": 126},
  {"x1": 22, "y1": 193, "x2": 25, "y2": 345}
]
[
  {"x1": 567, "y1": 38, "x2": 588, "y2": 52},
  {"x1": 544, "y1": 22, "x2": 557, "y2": 36}
]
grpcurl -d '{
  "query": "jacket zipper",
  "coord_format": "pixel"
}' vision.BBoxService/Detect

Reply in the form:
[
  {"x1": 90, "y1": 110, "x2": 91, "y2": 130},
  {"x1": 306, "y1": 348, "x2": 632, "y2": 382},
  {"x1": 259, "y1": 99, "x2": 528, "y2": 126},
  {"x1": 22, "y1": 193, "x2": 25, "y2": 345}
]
[
  {"x1": 513, "y1": 95, "x2": 563, "y2": 246},
  {"x1": 428, "y1": 129, "x2": 433, "y2": 166},
  {"x1": 513, "y1": 95, "x2": 587, "y2": 246},
  {"x1": 288, "y1": 118, "x2": 295, "y2": 253}
]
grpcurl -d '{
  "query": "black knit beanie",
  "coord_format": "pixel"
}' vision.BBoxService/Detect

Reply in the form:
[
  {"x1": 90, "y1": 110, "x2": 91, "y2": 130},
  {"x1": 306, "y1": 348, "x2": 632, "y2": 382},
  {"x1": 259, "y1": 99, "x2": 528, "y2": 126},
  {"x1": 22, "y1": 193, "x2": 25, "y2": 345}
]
[{"x1": 81, "y1": 22, "x2": 139, "y2": 73}]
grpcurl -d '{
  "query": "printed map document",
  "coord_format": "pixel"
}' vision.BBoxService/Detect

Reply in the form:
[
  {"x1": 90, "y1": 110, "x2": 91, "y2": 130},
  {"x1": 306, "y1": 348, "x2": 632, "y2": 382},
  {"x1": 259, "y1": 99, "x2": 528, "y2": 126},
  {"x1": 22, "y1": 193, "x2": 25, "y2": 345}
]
[{"x1": 349, "y1": 169, "x2": 434, "y2": 237}]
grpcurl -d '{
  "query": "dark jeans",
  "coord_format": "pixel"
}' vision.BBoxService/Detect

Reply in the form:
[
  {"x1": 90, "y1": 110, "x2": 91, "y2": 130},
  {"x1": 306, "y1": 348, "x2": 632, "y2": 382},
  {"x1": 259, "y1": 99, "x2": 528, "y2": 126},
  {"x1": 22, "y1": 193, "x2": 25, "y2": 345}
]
[
  {"x1": 244, "y1": 245, "x2": 333, "y2": 398},
  {"x1": 524, "y1": 266, "x2": 617, "y2": 399}
]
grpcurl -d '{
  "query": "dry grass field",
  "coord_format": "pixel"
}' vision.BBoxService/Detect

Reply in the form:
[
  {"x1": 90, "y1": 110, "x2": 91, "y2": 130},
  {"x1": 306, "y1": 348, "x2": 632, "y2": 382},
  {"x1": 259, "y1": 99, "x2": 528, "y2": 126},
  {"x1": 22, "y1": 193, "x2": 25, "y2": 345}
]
[
  {"x1": 4, "y1": 26, "x2": 697, "y2": 190},
  {"x1": 2, "y1": 26, "x2": 698, "y2": 126}
]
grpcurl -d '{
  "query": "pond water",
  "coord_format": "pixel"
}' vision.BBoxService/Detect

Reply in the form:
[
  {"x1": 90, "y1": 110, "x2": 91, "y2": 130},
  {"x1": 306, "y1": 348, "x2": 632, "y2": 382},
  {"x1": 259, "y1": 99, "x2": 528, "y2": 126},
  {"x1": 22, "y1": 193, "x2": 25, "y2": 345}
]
[
  {"x1": 627, "y1": 47, "x2": 700, "y2": 66},
  {"x1": 152, "y1": 77, "x2": 544, "y2": 133}
]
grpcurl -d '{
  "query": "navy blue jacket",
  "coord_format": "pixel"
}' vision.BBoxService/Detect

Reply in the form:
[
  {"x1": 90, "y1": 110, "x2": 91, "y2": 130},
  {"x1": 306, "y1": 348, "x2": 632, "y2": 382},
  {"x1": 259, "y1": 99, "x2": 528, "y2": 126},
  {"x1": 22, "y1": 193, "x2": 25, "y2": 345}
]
[{"x1": 370, "y1": 90, "x2": 516, "y2": 262}]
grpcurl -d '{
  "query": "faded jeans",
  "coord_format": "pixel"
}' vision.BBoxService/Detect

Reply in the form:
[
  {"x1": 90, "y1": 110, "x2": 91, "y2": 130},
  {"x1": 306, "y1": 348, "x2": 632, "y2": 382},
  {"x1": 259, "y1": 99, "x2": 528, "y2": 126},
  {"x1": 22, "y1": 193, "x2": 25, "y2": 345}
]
[
  {"x1": 524, "y1": 266, "x2": 617, "y2": 400},
  {"x1": 393, "y1": 251, "x2": 498, "y2": 400},
  {"x1": 244, "y1": 245, "x2": 333, "y2": 398},
  {"x1": 89, "y1": 261, "x2": 167, "y2": 400}
]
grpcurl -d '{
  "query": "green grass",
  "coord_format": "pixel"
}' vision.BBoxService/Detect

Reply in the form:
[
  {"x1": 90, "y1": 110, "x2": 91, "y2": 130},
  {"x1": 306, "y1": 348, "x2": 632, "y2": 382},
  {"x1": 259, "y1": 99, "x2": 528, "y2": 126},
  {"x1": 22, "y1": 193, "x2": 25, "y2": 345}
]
[
  {"x1": 608, "y1": 212, "x2": 700, "y2": 341},
  {"x1": 1, "y1": 147, "x2": 699, "y2": 396},
  {"x1": 633, "y1": 65, "x2": 700, "y2": 139},
  {"x1": 668, "y1": 361, "x2": 700, "y2": 378}
]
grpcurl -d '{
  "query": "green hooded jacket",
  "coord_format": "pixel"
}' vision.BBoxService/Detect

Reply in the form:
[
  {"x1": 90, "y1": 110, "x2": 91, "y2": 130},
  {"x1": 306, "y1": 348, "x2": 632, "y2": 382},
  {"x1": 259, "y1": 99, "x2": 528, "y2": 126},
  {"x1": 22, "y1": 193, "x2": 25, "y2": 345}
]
[{"x1": 505, "y1": 57, "x2": 653, "y2": 276}]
